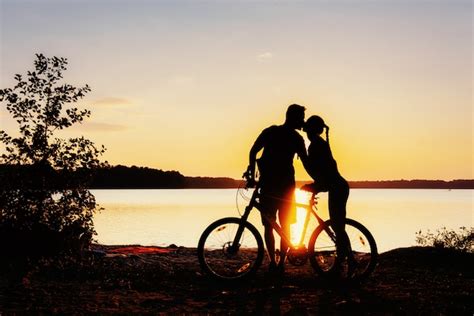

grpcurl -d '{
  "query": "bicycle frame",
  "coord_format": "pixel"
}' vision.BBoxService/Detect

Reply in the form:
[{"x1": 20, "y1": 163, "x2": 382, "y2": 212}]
[{"x1": 232, "y1": 184, "x2": 329, "y2": 252}]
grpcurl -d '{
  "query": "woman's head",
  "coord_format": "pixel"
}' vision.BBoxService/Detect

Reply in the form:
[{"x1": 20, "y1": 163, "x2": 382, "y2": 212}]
[{"x1": 304, "y1": 115, "x2": 327, "y2": 136}]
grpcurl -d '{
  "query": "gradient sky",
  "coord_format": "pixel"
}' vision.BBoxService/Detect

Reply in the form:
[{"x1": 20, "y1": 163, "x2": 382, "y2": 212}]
[{"x1": 0, "y1": 0, "x2": 472, "y2": 180}]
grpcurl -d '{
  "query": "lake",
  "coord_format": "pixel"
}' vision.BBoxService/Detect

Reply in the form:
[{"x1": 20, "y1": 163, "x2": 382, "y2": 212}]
[{"x1": 92, "y1": 189, "x2": 473, "y2": 253}]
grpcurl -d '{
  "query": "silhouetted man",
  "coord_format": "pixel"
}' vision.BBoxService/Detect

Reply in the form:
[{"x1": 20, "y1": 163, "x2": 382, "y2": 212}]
[{"x1": 246, "y1": 104, "x2": 308, "y2": 273}]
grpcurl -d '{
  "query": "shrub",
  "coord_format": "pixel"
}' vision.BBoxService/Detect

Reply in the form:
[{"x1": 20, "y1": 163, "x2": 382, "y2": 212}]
[
  {"x1": 0, "y1": 54, "x2": 106, "y2": 258},
  {"x1": 416, "y1": 227, "x2": 473, "y2": 253}
]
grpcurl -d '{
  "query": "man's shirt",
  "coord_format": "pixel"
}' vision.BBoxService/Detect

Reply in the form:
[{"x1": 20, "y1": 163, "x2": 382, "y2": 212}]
[{"x1": 255, "y1": 125, "x2": 305, "y2": 187}]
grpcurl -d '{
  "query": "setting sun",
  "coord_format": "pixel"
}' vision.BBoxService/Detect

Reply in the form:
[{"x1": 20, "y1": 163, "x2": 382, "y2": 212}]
[{"x1": 290, "y1": 189, "x2": 313, "y2": 246}]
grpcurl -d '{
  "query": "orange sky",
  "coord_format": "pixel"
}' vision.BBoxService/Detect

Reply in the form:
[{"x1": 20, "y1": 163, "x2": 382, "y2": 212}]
[{"x1": 1, "y1": 1, "x2": 472, "y2": 180}]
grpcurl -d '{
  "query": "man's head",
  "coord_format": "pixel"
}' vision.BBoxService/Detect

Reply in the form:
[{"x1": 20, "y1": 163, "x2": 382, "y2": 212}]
[{"x1": 285, "y1": 104, "x2": 306, "y2": 130}]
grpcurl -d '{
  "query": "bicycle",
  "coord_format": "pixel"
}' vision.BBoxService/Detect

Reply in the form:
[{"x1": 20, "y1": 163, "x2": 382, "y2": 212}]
[{"x1": 197, "y1": 178, "x2": 377, "y2": 282}]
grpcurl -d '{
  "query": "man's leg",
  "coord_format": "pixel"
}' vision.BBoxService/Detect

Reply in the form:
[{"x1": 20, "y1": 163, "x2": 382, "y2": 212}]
[
  {"x1": 264, "y1": 222, "x2": 277, "y2": 266},
  {"x1": 260, "y1": 194, "x2": 278, "y2": 269},
  {"x1": 278, "y1": 189, "x2": 295, "y2": 269},
  {"x1": 278, "y1": 222, "x2": 290, "y2": 267}
]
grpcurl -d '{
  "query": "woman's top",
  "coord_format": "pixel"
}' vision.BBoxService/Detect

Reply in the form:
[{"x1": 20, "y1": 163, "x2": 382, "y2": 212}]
[{"x1": 307, "y1": 136, "x2": 345, "y2": 191}]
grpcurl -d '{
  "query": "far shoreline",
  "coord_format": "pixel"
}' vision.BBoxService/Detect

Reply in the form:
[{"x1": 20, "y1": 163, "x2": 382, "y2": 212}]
[{"x1": 2, "y1": 164, "x2": 473, "y2": 189}]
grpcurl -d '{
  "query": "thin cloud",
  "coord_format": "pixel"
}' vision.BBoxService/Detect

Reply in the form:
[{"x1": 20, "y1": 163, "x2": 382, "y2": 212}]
[
  {"x1": 257, "y1": 52, "x2": 273, "y2": 62},
  {"x1": 94, "y1": 97, "x2": 133, "y2": 106},
  {"x1": 169, "y1": 75, "x2": 195, "y2": 85},
  {"x1": 72, "y1": 121, "x2": 128, "y2": 132}
]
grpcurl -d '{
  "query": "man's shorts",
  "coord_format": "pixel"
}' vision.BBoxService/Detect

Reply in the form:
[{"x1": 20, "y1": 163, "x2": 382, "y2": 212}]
[{"x1": 259, "y1": 186, "x2": 296, "y2": 227}]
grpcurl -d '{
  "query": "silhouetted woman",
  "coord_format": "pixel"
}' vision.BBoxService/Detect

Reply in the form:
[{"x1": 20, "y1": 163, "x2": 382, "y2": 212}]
[{"x1": 302, "y1": 115, "x2": 350, "y2": 266}]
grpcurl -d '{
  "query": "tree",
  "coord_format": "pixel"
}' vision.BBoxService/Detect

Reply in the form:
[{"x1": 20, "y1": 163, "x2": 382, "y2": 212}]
[{"x1": 0, "y1": 54, "x2": 106, "y2": 256}]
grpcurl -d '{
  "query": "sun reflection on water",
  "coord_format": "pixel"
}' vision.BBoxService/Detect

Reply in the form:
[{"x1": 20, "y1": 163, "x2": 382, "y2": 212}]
[{"x1": 290, "y1": 189, "x2": 312, "y2": 246}]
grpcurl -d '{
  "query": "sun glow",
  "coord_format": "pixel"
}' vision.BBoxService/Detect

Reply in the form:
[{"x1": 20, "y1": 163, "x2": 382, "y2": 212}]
[{"x1": 290, "y1": 189, "x2": 312, "y2": 246}]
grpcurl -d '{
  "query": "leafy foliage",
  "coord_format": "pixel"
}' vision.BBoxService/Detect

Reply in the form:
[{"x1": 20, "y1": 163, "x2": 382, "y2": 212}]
[
  {"x1": 0, "y1": 54, "x2": 106, "y2": 257},
  {"x1": 416, "y1": 227, "x2": 473, "y2": 253}
]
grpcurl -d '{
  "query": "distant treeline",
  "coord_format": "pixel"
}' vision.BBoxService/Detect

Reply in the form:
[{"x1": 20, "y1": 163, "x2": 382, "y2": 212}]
[
  {"x1": 92, "y1": 165, "x2": 185, "y2": 188},
  {"x1": 1, "y1": 164, "x2": 473, "y2": 189},
  {"x1": 346, "y1": 180, "x2": 474, "y2": 189},
  {"x1": 91, "y1": 165, "x2": 241, "y2": 189},
  {"x1": 184, "y1": 177, "x2": 242, "y2": 189},
  {"x1": 92, "y1": 167, "x2": 472, "y2": 189}
]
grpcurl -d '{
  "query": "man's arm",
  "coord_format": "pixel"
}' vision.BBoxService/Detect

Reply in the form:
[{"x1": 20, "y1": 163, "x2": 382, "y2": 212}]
[{"x1": 247, "y1": 131, "x2": 266, "y2": 180}]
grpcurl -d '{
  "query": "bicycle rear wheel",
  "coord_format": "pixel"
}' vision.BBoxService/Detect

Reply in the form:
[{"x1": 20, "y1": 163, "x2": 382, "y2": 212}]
[
  {"x1": 198, "y1": 217, "x2": 264, "y2": 281},
  {"x1": 308, "y1": 218, "x2": 377, "y2": 282}
]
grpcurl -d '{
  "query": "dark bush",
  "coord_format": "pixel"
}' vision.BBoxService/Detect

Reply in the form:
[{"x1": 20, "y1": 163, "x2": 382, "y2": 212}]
[
  {"x1": 0, "y1": 54, "x2": 106, "y2": 259},
  {"x1": 416, "y1": 227, "x2": 473, "y2": 253}
]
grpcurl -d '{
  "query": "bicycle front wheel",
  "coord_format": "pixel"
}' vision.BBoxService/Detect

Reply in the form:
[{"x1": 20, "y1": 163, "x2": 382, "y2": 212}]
[
  {"x1": 197, "y1": 217, "x2": 264, "y2": 281},
  {"x1": 308, "y1": 218, "x2": 377, "y2": 281}
]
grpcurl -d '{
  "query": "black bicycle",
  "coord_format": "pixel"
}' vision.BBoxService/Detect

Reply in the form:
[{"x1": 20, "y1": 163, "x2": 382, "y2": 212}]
[{"x1": 198, "y1": 179, "x2": 377, "y2": 282}]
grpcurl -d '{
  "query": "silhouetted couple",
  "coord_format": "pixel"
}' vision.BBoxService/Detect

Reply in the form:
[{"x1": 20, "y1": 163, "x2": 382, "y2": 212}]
[{"x1": 246, "y1": 104, "x2": 349, "y2": 274}]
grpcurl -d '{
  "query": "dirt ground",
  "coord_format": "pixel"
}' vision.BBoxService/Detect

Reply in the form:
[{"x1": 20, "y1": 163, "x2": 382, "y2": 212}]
[{"x1": 1, "y1": 246, "x2": 473, "y2": 315}]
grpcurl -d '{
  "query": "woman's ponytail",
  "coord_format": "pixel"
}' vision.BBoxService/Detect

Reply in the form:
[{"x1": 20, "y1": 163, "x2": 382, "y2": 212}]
[
  {"x1": 325, "y1": 125, "x2": 330, "y2": 145},
  {"x1": 325, "y1": 125, "x2": 334, "y2": 155}
]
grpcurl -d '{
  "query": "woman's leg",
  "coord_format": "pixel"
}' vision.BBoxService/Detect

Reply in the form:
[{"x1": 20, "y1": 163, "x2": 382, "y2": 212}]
[{"x1": 328, "y1": 179, "x2": 350, "y2": 258}]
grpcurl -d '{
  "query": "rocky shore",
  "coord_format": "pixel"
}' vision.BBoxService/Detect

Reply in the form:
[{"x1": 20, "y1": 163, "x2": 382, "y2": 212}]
[{"x1": 1, "y1": 246, "x2": 472, "y2": 314}]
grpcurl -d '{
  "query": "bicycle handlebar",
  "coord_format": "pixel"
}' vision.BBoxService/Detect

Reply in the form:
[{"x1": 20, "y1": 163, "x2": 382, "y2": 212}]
[
  {"x1": 242, "y1": 169, "x2": 319, "y2": 204},
  {"x1": 242, "y1": 168, "x2": 257, "y2": 188}
]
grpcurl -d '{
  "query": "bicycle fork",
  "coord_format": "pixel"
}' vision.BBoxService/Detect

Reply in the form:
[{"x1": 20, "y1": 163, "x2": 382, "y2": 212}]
[{"x1": 230, "y1": 205, "x2": 253, "y2": 253}]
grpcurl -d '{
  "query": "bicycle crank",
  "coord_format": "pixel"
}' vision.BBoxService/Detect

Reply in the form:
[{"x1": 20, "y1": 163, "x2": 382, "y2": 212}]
[{"x1": 287, "y1": 246, "x2": 308, "y2": 266}]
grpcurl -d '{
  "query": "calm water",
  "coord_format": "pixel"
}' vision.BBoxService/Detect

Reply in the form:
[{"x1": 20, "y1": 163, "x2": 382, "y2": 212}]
[{"x1": 92, "y1": 189, "x2": 473, "y2": 253}]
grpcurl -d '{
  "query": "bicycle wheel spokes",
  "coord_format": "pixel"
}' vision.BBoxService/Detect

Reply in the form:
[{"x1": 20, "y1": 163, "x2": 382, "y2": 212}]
[
  {"x1": 312, "y1": 228, "x2": 337, "y2": 272},
  {"x1": 345, "y1": 224, "x2": 373, "y2": 278},
  {"x1": 309, "y1": 219, "x2": 377, "y2": 281},
  {"x1": 198, "y1": 218, "x2": 264, "y2": 280}
]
